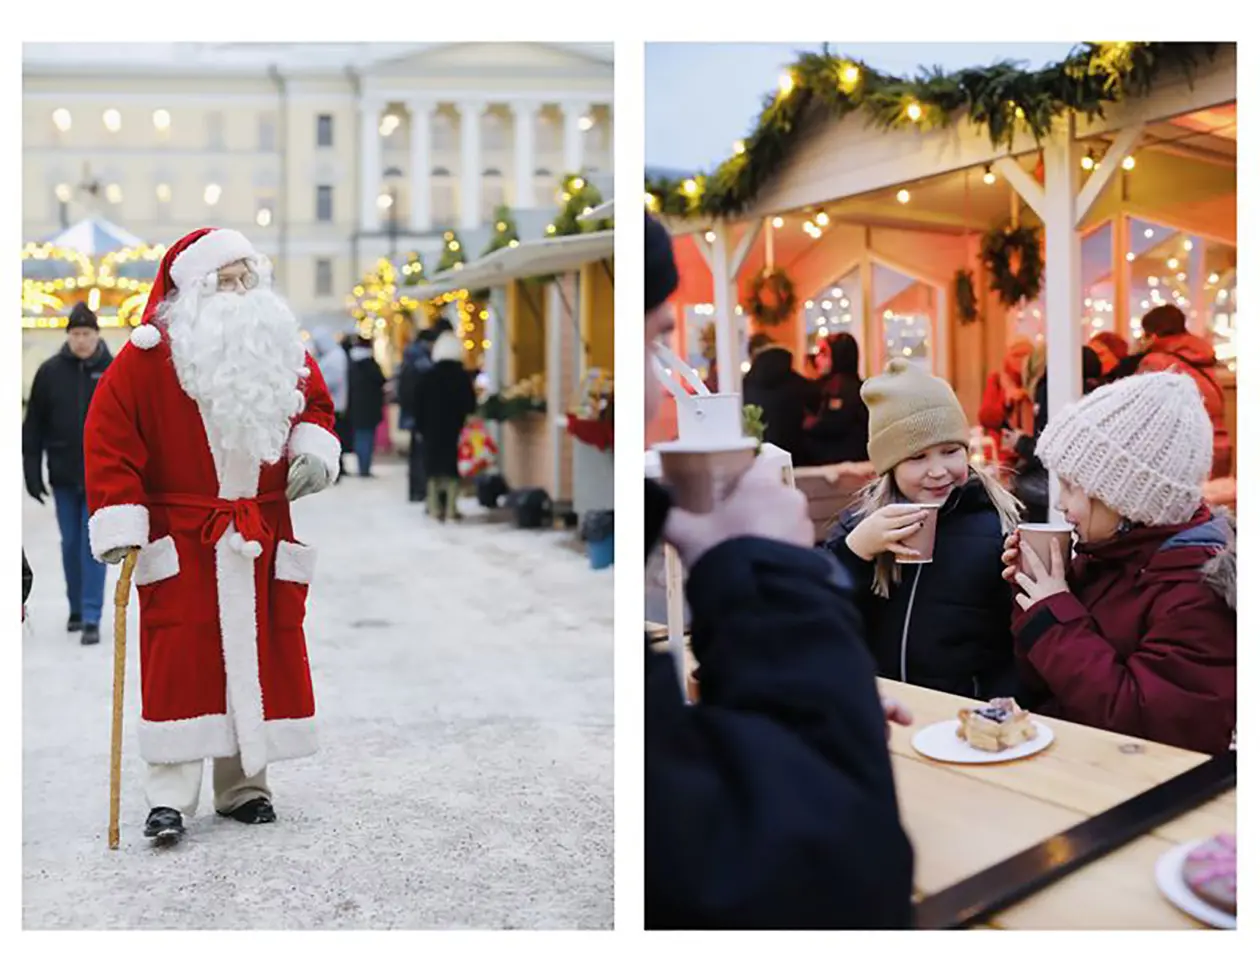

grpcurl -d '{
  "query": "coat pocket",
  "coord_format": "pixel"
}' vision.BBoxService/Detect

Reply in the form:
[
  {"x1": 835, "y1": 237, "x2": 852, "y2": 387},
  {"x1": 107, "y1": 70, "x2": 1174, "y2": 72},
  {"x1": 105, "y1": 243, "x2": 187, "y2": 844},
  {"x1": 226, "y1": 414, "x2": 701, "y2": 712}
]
[
  {"x1": 135, "y1": 535, "x2": 182, "y2": 627},
  {"x1": 273, "y1": 540, "x2": 316, "y2": 628}
]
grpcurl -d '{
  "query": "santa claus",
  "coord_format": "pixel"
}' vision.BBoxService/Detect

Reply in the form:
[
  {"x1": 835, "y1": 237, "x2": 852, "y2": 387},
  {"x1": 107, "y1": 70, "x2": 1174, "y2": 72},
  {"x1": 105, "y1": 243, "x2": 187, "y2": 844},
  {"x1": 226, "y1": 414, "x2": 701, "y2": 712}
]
[{"x1": 84, "y1": 227, "x2": 341, "y2": 843}]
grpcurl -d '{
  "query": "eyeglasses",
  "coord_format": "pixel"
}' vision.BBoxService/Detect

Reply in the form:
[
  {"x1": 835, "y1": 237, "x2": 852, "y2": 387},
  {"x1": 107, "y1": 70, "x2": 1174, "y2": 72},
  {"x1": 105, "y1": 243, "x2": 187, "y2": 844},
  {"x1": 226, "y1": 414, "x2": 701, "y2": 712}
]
[{"x1": 216, "y1": 270, "x2": 259, "y2": 292}]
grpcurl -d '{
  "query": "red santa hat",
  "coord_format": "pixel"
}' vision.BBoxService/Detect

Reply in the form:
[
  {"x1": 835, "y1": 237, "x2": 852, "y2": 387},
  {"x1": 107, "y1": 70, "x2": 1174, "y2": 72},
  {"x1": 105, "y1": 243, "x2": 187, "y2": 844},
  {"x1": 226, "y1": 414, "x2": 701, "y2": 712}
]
[{"x1": 132, "y1": 227, "x2": 261, "y2": 350}]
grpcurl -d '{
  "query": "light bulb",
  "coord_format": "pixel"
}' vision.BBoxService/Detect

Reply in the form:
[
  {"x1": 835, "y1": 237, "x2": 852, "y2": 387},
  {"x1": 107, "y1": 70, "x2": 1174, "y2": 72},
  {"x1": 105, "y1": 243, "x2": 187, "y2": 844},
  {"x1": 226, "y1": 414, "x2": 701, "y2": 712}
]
[
  {"x1": 804, "y1": 300, "x2": 814, "y2": 309},
  {"x1": 1167, "y1": 258, "x2": 1179, "y2": 270},
  {"x1": 841, "y1": 64, "x2": 861, "y2": 86},
  {"x1": 704, "y1": 230, "x2": 716, "y2": 243},
  {"x1": 1126, "y1": 252, "x2": 1135, "y2": 261},
  {"x1": 896, "y1": 189, "x2": 911, "y2": 204},
  {"x1": 816, "y1": 212, "x2": 830, "y2": 226},
  {"x1": 983, "y1": 167, "x2": 996, "y2": 185},
  {"x1": 105, "y1": 183, "x2": 122, "y2": 203},
  {"x1": 156, "y1": 183, "x2": 171, "y2": 203},
  {"x1": 103, "y1": 109, "x2": 122, "y2": 132},
  {"x1": 1122, "y1": 155, "x2": 1135, "y2": 170},
  {"x1": 779, "y1": 73, "x2": 794, "y2": 95},
  {"x1": 1081, "y1": 153, "x2": 1095, "y2": 171},
  {"x1": 256, "y1": 208, "x2": 272, "y2": 227},
  {"x1": 54, "y1": 183, "x2": 71, "y2": 203},
  {"x1": 906, "y1": 102, "x2": 923, "y2": 122},
  {"x1": 1183, "y1": 239, "x2": 1194, "y2": 251},
  {"x1": 1144, "y1": 228, "x2": 1155, "y2": 238},
  {"x1": 733, "y1": 139, "x2": 745, "y2": 155},
  {"x1": 153, "y1": 109, "x2": 171, "y2": 131},
  {"x1": 52, "y1": 108, "x2": 72, "y2": 132},
  {"x1": 772, "y1": 216, "x2": 784, "y2": 229},
  {"x1": 1208, "y1": 272, "x2": 1220, "y2": 285},
  {"x1": 682, "y1": 178, "x2": 697, "y2": 195},
  {"x1": 578, "y1": 116, "x2": 593, "y2": 132}
]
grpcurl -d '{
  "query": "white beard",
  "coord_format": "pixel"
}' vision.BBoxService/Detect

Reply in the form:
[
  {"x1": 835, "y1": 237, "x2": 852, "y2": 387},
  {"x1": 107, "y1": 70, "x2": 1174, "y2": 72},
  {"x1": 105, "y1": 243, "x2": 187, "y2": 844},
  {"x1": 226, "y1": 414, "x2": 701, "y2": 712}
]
[{"x1": 163, "y1": 285, "x2": 307, "y2": 466}]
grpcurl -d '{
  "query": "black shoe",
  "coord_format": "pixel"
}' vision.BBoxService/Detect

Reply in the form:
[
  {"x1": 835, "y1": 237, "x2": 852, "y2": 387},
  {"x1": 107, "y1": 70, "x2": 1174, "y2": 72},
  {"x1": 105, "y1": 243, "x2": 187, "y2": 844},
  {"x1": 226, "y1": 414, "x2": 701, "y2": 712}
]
[
  {"x1": 217, "y1": 796, "x2": 277, "y2": 824},
  {"x1": 144, "y1": 806, "x2": 185, "y2": 842},
  {"x1": 80, "y1": 624, "x2": 100, "y2": 646},
  {"x1": 67, "y1": 614, "x2": 83, "y2": 633}
]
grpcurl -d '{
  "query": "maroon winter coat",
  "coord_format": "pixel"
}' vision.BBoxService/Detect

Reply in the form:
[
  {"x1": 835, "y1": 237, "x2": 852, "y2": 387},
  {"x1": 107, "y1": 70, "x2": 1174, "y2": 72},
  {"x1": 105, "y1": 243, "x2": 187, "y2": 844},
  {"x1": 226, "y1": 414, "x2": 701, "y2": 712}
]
[{"x1": 1012, "y1": 506, "x2": 1235, "y2": 754}]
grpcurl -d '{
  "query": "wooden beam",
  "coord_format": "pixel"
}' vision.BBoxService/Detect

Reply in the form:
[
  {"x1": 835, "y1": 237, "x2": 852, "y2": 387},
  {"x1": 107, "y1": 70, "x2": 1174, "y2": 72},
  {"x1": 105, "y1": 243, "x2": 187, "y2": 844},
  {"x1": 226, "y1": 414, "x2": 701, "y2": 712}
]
[
  {"x1": 993, "y1": 157, "x2": 1046, "y2": 222},
  {"x1": 693, "y1": 232, "x2": 712, "y2": 272},
  {"x1": 730, "y1": 221, "x2": 760, "y2": 282},
  {"x1": 1041, "y1": 117, "x2": 1083, "y2": 523},
  {"x1": 711, "y1": 222, "x2": 740, "y2": 395},
  {"x1": 1076, "y1": 125, "x2": 1142, "y2": 227}
]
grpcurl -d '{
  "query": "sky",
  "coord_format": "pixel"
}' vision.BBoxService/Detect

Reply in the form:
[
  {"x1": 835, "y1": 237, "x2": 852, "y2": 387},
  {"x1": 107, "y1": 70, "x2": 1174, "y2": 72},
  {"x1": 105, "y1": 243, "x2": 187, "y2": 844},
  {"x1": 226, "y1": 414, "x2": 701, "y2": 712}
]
[{"x1": 646, "y1": 43, "x2": 1080, "y2": 172}]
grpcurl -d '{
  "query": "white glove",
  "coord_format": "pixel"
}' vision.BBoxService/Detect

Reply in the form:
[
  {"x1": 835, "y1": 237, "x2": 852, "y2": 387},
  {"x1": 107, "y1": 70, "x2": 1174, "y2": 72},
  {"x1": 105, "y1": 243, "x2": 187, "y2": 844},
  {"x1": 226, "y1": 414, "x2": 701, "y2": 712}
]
[
  {"x1": 286, "y1": 454, "x2": 332, "y2": 502},
  {"x1": 101, "y1": 546, "x2": 137, "y2": 565}
]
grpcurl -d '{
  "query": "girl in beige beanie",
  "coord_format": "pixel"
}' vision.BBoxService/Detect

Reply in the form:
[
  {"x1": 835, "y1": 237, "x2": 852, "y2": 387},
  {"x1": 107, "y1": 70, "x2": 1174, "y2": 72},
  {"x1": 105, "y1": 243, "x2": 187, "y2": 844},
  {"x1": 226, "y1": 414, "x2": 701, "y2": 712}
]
[
  {"x1": 822, "y1": 360, "x2": 1027, "y2": 701},
  {"x1": 999, "y1": 371, "x2": 1235, "y2": 753}
]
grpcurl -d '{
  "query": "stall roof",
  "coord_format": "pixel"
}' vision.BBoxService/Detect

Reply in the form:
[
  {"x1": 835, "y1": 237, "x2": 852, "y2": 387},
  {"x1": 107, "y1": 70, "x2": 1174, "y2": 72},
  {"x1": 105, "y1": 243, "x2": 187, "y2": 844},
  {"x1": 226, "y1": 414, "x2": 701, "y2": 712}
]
[
  {"x1": 582, "y1": 199, "x2": 615, "y2": 222},
  {"x1": 44, "y1": 217, "x2": 145, "y2": 255},
  {"x1": 410, "y1": 230, "x2": 613, "y2": 293}
]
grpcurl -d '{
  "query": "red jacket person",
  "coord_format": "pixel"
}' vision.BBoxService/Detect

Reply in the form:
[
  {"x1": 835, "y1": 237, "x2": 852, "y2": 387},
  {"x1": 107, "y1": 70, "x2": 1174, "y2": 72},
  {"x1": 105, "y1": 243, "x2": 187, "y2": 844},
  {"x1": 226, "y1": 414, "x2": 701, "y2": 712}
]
[{"x1": 84, "y1": 227, "x2": 341, "y2": 842}]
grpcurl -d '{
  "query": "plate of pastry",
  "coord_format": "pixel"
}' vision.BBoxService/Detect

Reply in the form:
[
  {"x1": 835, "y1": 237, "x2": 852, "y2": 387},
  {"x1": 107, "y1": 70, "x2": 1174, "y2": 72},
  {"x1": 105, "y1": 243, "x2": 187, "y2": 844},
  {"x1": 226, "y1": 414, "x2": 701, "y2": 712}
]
[
  {"x1": 1155, "y1": 833, "x2": 1236, "y2": 929},
  {"x1": 911, "y1": 697, "x2": 1054, "y2": 764}
]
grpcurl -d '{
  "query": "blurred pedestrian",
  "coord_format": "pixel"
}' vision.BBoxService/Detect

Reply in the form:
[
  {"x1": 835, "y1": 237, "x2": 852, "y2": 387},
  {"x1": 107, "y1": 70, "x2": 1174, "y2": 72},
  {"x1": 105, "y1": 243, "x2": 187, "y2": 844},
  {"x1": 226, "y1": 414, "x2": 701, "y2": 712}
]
[
  {"x1": 22, "y1": 302, "x2": 114, "y2": 645},
  {"x1": 347, "y1": 335, "x2": 386, "y2": 477},
  {"x1": 979, "y1": 335, "x2": 1035, "y2": 467},
  {"x1": 741, "y1": 333, "x2": 818, "y2": 462},
  {"x1": 1087, "y1": 331, "x2": 1130, "y2": 381},
  {"x1": 413, "y1": 330, "x2": 477, "y2": 522},
  {"x1": 804, "y1": 332, "x2": 869, "y2": 465},
  {"x1": 312, "y1": 329, "x2": 349, "y2": 480},
  {"x1": 398, "y1": 328, "x2": 438, "y2": 502}
]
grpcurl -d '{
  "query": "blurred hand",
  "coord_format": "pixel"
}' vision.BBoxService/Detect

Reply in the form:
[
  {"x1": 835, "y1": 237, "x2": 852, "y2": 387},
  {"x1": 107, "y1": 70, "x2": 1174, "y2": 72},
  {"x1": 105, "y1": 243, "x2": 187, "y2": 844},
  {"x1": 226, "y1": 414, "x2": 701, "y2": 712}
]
[
  {"x1": 1001, "y1": 530, "x2": 1022, "y2": 584},
  {"x1": 881, "y1": 695, "x2": 914, "y2": 740},
  {"x1": 845, "y1": 505, "x2": 929, "y2": 562},
  {"x1": 25, "y1": 475, "x2": 47, "y2": 505},
  {"x1": 663, "y1": 455, "x2": 813, "y2": 569},
  {"x1": 101, "y1": 546, "x2": 138, "y2": 566},
  {"x1": 286, "y1": 454, "x2": 332, "y2": 501}
]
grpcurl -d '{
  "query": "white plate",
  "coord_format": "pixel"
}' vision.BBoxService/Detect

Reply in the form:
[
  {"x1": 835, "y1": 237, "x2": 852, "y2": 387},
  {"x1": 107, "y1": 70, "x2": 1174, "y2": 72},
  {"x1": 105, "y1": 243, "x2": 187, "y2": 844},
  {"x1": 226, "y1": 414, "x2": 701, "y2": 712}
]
[
  {"x1": 1154, "y1": 839, "x2": 1236, "y2": 929},
  {"x1": 910, "y1": 718, "x2": 1054, "y2": 764}
]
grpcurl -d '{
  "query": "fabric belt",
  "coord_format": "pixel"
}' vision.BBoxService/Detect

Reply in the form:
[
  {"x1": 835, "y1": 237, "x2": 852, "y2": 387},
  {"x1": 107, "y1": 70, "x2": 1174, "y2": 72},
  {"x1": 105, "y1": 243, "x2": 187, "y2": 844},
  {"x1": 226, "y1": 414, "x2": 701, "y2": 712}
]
[{"x1": 148, "y1": 491, "x2": 287, "y2": 556}]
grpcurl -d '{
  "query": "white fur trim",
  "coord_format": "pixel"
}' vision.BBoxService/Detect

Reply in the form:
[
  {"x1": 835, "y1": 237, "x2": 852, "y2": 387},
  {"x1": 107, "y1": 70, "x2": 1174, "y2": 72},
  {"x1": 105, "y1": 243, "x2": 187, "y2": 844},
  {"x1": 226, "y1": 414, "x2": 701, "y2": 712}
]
[
  {"x1": 130, "y1": 323, "x2": 162, "y2": 350},
  {"x1": 275, "y1": 540, "x2": 317, "y2": 585},
  {"x1": 298, "y1": 366, "x2": 311, "y2": 378},
  {"x1": 266, "y1": 717, "x2": 318, "y2": 762},
  {"x1": 216, "y1": 530, "x2": 270, "y2": 778},
  {"x1": 134, "y1": 535, "x2": 180, "y2": 586},
  {"x1": 89, "y1": 504, "x2": 150, "y2": 561},
  {"x1": 138, "y1": 713, "x2": 238, "y2": 764},
  {"x1": 170, "y1": 229, "x2": 258, "y2": 292},
  {"x1": 287, "y1": 422, "x2": 341, "y2": 483},
  {"x1": 432, "y1": 331, "x2": 465, "y2": 363}
]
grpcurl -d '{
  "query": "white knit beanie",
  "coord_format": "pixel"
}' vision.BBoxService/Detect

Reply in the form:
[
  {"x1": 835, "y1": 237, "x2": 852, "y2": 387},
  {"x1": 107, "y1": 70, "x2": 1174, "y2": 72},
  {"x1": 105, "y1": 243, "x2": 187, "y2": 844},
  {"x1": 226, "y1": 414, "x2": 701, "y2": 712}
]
[{"x1": 1035, "y1": 371, "x2": 1211, "y2": 526}]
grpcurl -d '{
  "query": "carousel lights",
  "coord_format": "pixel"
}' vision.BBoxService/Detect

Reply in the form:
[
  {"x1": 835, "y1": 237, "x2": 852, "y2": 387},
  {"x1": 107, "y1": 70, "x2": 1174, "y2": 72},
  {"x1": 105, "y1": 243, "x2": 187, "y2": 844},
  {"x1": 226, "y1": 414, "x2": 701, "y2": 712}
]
[
  {"x1": 578, "y1": 115, "x2": 594, "y2": 132},
  {"x1": 1125, "y1": 252, "x2": 1135, "y2": 261},
  {"x1": 570, "y1": 177, "x2": 586, "y2": 191},
  {"x1": 1147, "y1": 276, "x2": 1160, "y2": 286},
  {"x1": 447, "y1": 240, "x2": 461, "y2": 252},
  {"x1": 644, "y1": 192, "x2": 658, "y2": 211}
]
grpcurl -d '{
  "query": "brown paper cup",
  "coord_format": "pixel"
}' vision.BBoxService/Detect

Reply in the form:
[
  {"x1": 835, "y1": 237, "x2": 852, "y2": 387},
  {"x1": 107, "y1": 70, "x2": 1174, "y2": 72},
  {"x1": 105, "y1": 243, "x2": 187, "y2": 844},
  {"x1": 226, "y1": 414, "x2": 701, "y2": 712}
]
[
  {"x1": 1019, "y1": 524, "x2": 1073, "y2": 575},
  {"x1": 895, "y1": 503, "x2": 941, "y2": 564},
  {"x1": 656, "y1": 440, "x2": 758, "y2": 514}
]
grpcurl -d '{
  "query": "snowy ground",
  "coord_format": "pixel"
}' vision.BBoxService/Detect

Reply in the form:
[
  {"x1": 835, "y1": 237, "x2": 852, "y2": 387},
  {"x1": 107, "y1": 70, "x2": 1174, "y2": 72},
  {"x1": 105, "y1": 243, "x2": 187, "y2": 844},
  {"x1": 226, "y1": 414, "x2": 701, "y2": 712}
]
[{"x1": 22, "y1": 461, "x2": 614, "y2": 929}]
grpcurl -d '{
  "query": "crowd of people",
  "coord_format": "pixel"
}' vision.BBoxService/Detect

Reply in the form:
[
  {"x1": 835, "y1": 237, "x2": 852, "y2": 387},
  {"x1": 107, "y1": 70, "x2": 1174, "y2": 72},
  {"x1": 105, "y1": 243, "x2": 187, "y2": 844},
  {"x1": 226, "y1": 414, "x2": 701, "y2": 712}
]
[{"x1": 643, "y1": 213, "x2": 1236, "y2": 929}]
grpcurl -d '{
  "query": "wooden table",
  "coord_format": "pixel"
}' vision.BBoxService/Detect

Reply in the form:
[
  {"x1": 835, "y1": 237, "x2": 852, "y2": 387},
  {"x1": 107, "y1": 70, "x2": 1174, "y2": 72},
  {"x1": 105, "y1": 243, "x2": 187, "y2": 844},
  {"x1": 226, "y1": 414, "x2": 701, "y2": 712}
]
[
  {"x1": 645, "y1": 627, "x2": 1233, "y2": 929},
  {"x1": 879, "y1": 680, "x2": 1233, "y2": 929}
]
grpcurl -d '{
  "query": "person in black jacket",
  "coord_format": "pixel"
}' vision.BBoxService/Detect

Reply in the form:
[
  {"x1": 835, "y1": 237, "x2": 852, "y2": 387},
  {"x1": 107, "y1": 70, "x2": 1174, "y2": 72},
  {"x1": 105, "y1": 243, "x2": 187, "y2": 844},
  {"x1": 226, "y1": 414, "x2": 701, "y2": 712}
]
[
  {"x1": 741, "y1": 334, "x2": 818, "y2": 462},
  {"x1": 22, "y1": 303, "x2": 114, "y2": 644},
  {"x1": 821, "y1": 359, "x2": 1030, "y2": 702},
  {"x1": 22, "y1": 550, "x2": 33, "y2": 622},
  {"x1": 346, "y1": 335, "x2": 386, "y2": 477},
  {"x1": 413, "y1": 330, "x2": 477, "y2": 522},
  {"x1": 398, "y1": 328, "x2": 438, "y2": 502},
  {"x1": 644, "y1": 213, "x2": 914, "y2": 929},
  {"x1": 804, "y1": 332, "x2": 870, "y2": 465}
]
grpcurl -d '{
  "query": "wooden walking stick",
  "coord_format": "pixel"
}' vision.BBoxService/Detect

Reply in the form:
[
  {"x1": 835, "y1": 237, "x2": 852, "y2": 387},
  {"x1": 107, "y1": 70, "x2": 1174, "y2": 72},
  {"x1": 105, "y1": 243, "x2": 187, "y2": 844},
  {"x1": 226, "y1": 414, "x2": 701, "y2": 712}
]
[{"x1": 109, "y1": 549, "x2": 139, "y2": 851}]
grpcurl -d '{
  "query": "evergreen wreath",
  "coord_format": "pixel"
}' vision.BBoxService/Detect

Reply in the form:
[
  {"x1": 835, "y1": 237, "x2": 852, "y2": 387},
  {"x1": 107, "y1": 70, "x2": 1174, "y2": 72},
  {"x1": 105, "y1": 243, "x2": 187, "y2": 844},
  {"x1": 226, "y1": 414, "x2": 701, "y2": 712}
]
[
  {"x1": 744, "y1": 266, "x2": 797, "y2": 327},
  {"x1": 980, "y1": 226, "x2": 1044, "y2": 307},
  {"x1": 953, "y1": 268, "x2": 979, "y2": 324}
]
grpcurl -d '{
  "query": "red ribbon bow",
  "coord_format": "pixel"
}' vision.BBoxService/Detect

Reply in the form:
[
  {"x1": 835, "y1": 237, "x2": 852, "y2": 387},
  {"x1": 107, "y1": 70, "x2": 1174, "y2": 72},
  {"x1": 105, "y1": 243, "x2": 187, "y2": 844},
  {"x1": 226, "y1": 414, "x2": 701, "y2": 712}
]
[{"x1": 201, "y1": 498, "x2": 272, "y2": 548}]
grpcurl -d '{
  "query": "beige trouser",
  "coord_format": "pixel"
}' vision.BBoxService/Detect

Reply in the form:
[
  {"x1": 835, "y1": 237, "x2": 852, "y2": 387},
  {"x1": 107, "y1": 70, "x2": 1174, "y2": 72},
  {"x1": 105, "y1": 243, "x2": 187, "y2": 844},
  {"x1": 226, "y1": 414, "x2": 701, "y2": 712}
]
[{"x1": 144, "y1": 755, "x2": 270, "y2": 817}]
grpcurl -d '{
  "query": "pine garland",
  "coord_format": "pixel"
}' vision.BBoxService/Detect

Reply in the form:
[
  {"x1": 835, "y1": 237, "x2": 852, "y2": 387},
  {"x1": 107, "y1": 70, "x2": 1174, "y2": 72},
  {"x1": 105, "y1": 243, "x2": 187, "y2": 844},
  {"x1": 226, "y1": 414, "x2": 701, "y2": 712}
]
[
  {"x1": 980, "y1": 226, "x2": 1044, "y2": 307},
  {"x1": 551, "y1": 173, "x2": 612, "y2": 237},
  {"x1": 482, "y1": 205, "x2": 520, "y2": 256},
  {"x1": 401, "y1": 251, "x2": 425, "y2": 286},
  {"x1": 953, "y1": 268, "x2": 979, "y2": 324},
  {"x1": 744, "y1": 266, "x2": 797, "y2": 327},
  {"x1": 644, "y1": 42, "x2": 1222, "y2": 219}
]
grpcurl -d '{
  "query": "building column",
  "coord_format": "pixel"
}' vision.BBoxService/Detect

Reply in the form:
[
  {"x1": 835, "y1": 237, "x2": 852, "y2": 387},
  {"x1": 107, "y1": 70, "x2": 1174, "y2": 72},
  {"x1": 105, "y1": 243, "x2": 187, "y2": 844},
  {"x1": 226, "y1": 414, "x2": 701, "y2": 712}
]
[
  {"x1": 359, "y1": 98, "x2": 383, "y2": 232},
  {"x1": 406, "y1": 100, "x2": 435, "y2": 234},
  {"x1": 561, "y1": 100, "x2": 590, "y2": 176},
  {"x1": 511, "y1": 99, "x2": 539, "y2": 209},
  {"x1": 458, "y1": 99, "x2": 485, "y2": 231}
]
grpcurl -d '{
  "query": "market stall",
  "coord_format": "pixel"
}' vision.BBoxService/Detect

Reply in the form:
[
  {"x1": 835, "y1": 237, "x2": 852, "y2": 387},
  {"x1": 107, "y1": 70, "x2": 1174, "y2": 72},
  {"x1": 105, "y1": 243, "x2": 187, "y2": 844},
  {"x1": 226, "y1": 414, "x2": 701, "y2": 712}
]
[
  {"x1": 647, "y1": 44, "x2": 1237, "y2": 500},
  {"x1": 405, "y1": 227, "x2": 615, "y2": 516}
]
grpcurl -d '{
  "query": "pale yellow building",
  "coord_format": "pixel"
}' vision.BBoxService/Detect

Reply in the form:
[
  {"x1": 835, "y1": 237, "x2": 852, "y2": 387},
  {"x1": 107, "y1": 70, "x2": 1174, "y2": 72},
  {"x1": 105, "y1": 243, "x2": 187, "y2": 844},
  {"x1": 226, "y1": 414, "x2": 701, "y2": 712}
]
[{"x1": 22, "y1": 41, "x2": 613, "y2": 353}]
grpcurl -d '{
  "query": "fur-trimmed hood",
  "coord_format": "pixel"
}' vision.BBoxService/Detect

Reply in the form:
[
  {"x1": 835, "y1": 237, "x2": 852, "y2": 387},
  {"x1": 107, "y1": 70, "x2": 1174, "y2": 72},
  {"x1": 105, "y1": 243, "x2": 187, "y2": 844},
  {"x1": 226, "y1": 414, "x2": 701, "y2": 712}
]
[
  {"x1": 1150, "y1": 506, "x2": 1236, "y2": 610},
  {"x1": 432, "y1": 331, "x2": 465, "y2": 364}
]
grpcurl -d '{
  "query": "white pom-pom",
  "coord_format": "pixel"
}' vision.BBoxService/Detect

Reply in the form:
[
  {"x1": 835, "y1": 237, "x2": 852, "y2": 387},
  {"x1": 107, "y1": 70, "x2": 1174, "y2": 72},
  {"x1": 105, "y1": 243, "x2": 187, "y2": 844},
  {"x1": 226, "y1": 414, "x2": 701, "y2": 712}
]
[
  {"x1": 241, "y1": 540, "x2": 263, "y2": 559},
  {"x1": 130, "y1": 324, "x2": 161, "y2": 350}
]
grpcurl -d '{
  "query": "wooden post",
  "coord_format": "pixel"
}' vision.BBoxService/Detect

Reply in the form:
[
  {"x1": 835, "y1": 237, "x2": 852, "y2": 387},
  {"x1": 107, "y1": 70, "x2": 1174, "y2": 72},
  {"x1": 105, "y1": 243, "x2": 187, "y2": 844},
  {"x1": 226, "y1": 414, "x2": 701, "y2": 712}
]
[
  {"x1": 1041, "y1": 116, "x2": 1083, "y2": 523},
  {"x1": 1111, "y1": 212, "x2": 1130, "y2": 340},
  {"x1": 861, "y1": 230, "x2": 877, "y2": 374},
  {"x1": 711, "y1": 222, "x2": 740, "y2": 394}
]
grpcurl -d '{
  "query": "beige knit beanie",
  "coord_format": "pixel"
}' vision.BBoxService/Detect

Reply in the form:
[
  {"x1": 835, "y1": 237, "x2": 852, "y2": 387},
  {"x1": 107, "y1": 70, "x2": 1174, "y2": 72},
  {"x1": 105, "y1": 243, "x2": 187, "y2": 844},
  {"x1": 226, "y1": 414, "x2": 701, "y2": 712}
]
[
  {"x1": 863, "y1": 358, "x2": 972, "y2": 475},
  {"x1": 1035, "y1": 371, "x2": 1211, "y2": 526}
]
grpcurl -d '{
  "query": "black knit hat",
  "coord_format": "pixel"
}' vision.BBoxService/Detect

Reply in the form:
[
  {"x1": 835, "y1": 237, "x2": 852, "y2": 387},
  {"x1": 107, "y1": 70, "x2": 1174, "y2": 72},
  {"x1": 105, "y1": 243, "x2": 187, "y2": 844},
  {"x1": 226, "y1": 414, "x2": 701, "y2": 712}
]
[
  {"x1": 67, "y1": 302, "x2": 99, "y2": 332},
  {"x1": 645, "y1": 213, "x2": 679, "y2": 312}
]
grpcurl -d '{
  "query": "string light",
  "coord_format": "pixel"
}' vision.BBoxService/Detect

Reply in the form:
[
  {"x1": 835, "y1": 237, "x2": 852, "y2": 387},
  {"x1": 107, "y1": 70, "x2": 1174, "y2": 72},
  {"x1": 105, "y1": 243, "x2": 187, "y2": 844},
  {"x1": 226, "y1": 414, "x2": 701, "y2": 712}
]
[
  {"x1": 840, "y1": 63, "x2": 861, "y2": 87},
  {"x1": 983, "y1": 166, "x2": 996, "y2": 185},
  {"x1": 733, "y1": 139, "x2": 746, "y2": 155},
  {"x1": 52, "y1": 108, "x2": 72, "y2": 132},
  {"x1": 896, "y1": 189, "x2": 911, "y2": 204},
  {"x1": 153, "y1": 109, "x2": 171, "y2": 131},
  {"x1": 906, "y1": 102, "x2": 923, "y2": 122},
  {"x1": 1080, "y1": 151, "x2": 1096, "y2": 171},
  {"x1": 1167, "y1": 257, "x2": 1179, "y2": 270},
  {"x1": 1183, "y1": 239, "x2": 1194, "y2": 251},
  {"x1": 704, "y1": 230, "x2": 716, "y2": 242},
  {"x1": 1122, "y1": 155, "x2": 1136, "y2": 170},
  {"x1": 54, "y1": 184, "x2": 71, "y2": 203},
  {"x1": 772, "y1": 216, "x2": 784, "y2": 228},
  {"x1": 815, "y1": 211, "x2": 829, "y2": 226},
  {"x1": 779, "y1": 72, "x2": 795, "y2": 95},
  {"x1": 682, "y1": 178, "x2": 698, "y2": 195},
  {"x1": 103, "y1": 109, "x2": 122, "y2": 133}
]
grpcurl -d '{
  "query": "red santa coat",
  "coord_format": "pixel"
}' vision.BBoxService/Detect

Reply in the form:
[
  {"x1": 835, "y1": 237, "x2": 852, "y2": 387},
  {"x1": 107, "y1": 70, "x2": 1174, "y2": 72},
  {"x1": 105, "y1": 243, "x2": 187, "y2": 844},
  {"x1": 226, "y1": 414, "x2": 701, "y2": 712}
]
[{"x1": 84, "y1": 335, "x2": 341, "y2": 777}]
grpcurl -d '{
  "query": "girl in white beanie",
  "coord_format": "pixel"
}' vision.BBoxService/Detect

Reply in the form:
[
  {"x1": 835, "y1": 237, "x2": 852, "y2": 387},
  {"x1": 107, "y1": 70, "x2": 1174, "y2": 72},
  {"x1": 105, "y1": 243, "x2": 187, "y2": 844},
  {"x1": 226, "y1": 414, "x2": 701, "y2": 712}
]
[{"x1": 1001, "y1": 371, "x2": 1235, "y2": 754}]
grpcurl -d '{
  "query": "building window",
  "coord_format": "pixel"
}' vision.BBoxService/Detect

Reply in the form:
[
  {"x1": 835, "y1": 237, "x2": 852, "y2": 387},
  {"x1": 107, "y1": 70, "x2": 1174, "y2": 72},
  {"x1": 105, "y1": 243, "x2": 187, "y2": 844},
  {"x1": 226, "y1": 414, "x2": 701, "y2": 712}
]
[
  {"x1": 316, "y1": 185, "x2": 333, "y2": 222},
  {"x1": 315, "y1": 258, "x2": 333, "y2": 297},
  {"x1": 206, "y1": 111, "x2": 225, "y2": 150},
  {"x1": 316, "y1": 113, "x2": 333, "y2": 148},
  {"x1": 259, "y1": 113, "x2": 277, "y2": 151}
]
